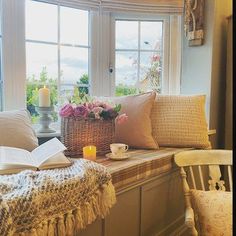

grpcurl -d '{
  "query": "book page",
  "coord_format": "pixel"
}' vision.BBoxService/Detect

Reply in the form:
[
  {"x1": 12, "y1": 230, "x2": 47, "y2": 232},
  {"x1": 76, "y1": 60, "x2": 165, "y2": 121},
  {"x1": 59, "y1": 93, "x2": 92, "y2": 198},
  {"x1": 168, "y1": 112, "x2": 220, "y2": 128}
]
[
  {"x1": 31, "y1": 138, "x2": 67, "y2": 167},
  {"x1": 39, "y1": 153, "x2": 72, "y2": 170},
  {"x1": 0, "y1": 164, "x2": 37, "y2": 175},
  {"x1": 0, "y1": 146, "x2": 34, "y2": 166}
]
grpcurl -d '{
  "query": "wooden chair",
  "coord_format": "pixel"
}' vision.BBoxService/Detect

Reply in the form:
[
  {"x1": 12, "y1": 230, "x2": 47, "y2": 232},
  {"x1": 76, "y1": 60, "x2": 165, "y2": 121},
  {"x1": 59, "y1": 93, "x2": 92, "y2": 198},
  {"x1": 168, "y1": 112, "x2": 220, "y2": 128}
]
[{"x1": 174, "y1": 150, "x2": 233, "y2": 235}]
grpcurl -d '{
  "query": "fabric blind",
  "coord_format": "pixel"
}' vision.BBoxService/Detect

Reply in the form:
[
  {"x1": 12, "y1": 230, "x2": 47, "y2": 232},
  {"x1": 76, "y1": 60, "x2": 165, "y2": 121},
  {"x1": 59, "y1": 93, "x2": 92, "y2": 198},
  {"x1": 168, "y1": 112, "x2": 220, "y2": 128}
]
[
  {"x1": 36, "y1": 0, "x2": 100, "y2": 10},
  {"x1": 36, "y1": 0, "x2": 184, "y2": 13},
  {"x1": 100, "y1": 0, "x2": 184, "y2": 13}
]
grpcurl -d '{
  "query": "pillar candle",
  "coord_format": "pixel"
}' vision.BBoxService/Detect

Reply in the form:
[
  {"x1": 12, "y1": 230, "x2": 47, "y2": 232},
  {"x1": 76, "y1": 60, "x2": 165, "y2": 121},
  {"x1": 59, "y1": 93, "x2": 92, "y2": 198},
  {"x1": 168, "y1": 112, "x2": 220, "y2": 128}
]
[
  {"x1": 83, "y1": 145, "x2": 96, "y2": 161},
  {"x1": 38, "y1": 85, "x2": 50, "y2": 107}
]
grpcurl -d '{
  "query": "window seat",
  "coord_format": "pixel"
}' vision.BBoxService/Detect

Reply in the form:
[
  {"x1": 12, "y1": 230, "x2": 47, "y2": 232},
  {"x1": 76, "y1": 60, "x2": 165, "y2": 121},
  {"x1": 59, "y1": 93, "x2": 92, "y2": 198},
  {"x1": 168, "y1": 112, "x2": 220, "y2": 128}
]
[
  {"x1": 77, "y1": 147, "x2": 193, "y2": 236},
  {"x1": 96, "y1": 147, "x2": 192, "y2": 192}
]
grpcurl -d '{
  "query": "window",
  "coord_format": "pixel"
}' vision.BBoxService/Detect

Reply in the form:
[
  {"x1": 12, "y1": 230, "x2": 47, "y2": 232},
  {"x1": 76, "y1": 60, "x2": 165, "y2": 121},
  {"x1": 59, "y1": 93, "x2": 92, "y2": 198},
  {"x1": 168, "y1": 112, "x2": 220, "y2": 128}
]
[
  {"x1": 114, "y1": 19, "x2": 163, "y2": 96},
  {"x1": 25, "y1": 0, "x2": 90, "y2": 122},
  {"x1": 0, "y1": 0, "x2": 2, "y2": 110},
  {"x1": 1, "y1": 1, "x2": 181, "y2": 112}
]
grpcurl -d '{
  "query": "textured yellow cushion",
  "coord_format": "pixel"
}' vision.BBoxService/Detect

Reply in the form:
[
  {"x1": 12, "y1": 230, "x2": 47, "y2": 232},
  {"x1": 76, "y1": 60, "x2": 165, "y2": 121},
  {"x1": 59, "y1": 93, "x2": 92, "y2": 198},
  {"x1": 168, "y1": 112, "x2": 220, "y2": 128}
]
[
  {"x1": 0, "y1": 109, "x2": 38, "y2": 151},
  {"x1": 190, "y1": 190, "x2": 232, "y2": 236},
  {"x1": 151, "y1": 95, "x2": 211, "y2": 149},
  {"x1": 114, "y1": 92, "x2": 159, "y2": 149}
]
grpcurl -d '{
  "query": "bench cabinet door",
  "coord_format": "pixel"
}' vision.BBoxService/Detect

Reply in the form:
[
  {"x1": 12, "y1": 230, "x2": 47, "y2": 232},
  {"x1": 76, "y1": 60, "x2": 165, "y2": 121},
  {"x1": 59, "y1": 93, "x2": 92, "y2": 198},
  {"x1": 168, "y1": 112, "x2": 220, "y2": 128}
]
[
  {"x1": 77, "y1": 218, "x2": 103, "y2": 236},
  {"x1": 141, "y1": 170, "x2": 185, "y2": 236},
  {"x1": 104, "y1": 187, "x2": 141, "y2": 236}
]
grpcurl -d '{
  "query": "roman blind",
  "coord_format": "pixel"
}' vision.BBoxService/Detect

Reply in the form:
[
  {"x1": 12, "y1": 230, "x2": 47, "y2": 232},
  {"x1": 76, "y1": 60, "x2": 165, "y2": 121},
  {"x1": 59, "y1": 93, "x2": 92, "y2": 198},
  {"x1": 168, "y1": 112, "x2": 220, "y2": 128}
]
[
  {"x1": 35, "y1": 0, "x2": 100, "y2": 10},
  {"x1": 100, "y1": 0, "x2": 184, "y2": 13},
  {"x1": 35, "y1": 0, "x2": 184, "y2": 13}
]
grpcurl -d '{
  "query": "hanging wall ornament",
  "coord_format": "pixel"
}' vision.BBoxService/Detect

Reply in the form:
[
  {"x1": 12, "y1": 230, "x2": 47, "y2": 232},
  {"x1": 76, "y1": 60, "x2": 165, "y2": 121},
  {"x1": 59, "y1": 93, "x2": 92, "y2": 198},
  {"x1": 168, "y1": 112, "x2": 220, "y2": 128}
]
[{"x1": 184, "y1": 0, "x2": 205, "y2": 46}]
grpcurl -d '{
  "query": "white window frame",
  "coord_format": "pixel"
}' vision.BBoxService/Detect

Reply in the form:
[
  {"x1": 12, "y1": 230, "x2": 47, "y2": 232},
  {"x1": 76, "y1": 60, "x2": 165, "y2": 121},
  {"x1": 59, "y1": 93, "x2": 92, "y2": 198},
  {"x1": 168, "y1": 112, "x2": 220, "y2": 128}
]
[
  {"x1": 0, "y1": 1, "x2": 182, "y2": 111},
  {"x1": 109, "y1": 12, "x2": 181, "y2": 96},
  {"x1": 0, "y1": 0, "x2": 2, "y2": 111},
  {"x1": 25, "y1": 1, "x2": 91, "y2": 103}
]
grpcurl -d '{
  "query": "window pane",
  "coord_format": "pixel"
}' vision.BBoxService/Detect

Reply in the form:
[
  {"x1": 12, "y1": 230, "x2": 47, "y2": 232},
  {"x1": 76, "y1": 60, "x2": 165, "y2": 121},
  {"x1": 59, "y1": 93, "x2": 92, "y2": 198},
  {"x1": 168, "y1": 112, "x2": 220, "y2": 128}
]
[
  {"x1": 116, "y1": 21, "x2": 138, "y2": 49},
  {"x1": 26, "y1": 42, "x2": 58, "y2": 123},
  {"x1": 115, "y1": 51, "x2": 138, "y2": 96},
  {"x1": 60, "y1": 7, "x2": 88, "y2": 46},
  {"x1": 139, "y1": 52, "x2": 162, "y2": 93},
  {"x1": 60, "y1": 46, "x2": 89, "y2": 97},
  {"x1": 25, "y1": 0, "x2": 57, "y2": 42},
  {"x1": 140, "y1": 21, "x2": 162, "y2": 50},
  {"x1": 26, "y1": 42, "x2": 58, "y2": 80}
]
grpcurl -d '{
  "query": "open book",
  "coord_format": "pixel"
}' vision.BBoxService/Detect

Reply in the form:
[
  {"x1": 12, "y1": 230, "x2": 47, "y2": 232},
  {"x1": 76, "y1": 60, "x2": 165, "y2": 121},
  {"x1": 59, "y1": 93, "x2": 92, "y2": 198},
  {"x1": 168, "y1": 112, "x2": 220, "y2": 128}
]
[{"x1": 0, "y1": 138, "x2": 72, "y2": 175}]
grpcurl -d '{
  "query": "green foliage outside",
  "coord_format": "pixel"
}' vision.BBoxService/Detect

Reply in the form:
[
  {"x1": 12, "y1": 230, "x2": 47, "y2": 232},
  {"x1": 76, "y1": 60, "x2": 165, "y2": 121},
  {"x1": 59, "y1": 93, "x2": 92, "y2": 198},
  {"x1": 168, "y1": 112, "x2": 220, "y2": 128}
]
[
  {"x1": 76, "y1": 74, "x2": 89, "y2": 94},
  {"x1": 115, "y1": 83, "x2": 138, "y2": 96},
  {"x1": 27, "y1": 67, "x2": 141, "y2": 123},
  {"x1": 27, "y1": 67, "x2": 58, "y2": 123},
  {"x1": 27, "y1": 69, "x2": 91, "y2": 123}
]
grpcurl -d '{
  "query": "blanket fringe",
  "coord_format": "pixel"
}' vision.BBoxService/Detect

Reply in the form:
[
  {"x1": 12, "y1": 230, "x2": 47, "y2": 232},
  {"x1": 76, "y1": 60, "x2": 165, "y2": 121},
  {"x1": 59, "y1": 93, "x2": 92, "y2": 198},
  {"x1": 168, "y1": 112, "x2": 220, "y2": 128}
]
[{"x1": 13, "y1": 180, "x2": 116, "y2": 236}]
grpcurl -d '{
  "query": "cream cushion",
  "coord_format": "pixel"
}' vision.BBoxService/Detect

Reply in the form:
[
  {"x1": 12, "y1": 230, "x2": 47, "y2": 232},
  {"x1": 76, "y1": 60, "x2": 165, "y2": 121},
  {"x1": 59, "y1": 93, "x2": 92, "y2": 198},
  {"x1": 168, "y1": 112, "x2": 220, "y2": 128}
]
[
  {"x1": 0, "y1": 109, "x2": 38, "y2": 151},
  {"x1": 113, "y1": 92, "x2": 158, "y2": 149},
  {"x1": 151, "y1": 95, "x2": 211, "y2": 149},
  {"x1": 190, "y1": 190, "x2": 232, "y2": 236}
]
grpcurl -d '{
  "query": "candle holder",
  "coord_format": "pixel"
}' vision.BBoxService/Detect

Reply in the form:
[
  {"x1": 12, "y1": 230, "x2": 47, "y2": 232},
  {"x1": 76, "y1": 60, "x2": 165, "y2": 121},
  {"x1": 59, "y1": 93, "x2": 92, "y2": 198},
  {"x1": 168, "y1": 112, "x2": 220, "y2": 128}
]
[{"x1": 35, "y1": 106, "x2": 56, "y2": 133}]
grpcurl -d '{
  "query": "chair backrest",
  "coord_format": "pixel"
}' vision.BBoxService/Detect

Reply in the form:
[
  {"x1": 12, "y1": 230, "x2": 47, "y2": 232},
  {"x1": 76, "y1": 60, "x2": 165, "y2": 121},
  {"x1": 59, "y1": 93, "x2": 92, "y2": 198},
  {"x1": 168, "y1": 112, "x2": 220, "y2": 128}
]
[
  {"x1": 174, "y1": 150, "x2": 232, "y2": 235},
  {"x1": 174, "y1": 150, "x2": 233, "y2": 192}
]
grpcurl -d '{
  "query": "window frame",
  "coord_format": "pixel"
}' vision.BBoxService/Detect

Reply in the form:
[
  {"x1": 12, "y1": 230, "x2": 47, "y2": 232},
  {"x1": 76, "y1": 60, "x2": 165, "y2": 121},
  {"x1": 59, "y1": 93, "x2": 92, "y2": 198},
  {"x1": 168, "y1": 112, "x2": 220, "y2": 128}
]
[
  {"x1": 0, "y1": 1, "x2": 182, "y2": 111},
  {"x1": 25, "y1": 0, "x2": 92, "y2": 106},
  {"x1": 0, "y1": 0, "x2": 3, "y2": 111},
  {"x1": 110, "y1": 13, "x2": 169, "y2": 95},
  {"x1": 109, "y1": 12, "x2": 181, "y2": 96}
]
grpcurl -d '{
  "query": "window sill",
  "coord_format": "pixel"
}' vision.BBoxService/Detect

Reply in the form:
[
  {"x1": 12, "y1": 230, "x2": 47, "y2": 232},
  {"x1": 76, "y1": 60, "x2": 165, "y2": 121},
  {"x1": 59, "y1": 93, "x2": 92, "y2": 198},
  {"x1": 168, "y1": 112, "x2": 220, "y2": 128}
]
[{"x1": 33, "y1": 122, "x2": 61, "y2": 138}]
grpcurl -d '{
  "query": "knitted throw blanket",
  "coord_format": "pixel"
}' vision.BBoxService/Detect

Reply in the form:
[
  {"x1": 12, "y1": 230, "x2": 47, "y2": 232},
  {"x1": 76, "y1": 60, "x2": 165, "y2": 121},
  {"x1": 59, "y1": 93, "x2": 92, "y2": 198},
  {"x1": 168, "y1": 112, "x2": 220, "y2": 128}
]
[{"x1": 0, "y1": 159, "x2": 116, "y2": 236}]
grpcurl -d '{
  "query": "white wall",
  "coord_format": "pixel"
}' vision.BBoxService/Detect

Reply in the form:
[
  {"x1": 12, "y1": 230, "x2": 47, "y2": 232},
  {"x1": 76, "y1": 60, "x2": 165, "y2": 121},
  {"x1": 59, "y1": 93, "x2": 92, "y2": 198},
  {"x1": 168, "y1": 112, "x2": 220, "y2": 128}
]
[{"x1": 180, "y1": 0, "x2": 232, "y2": 148}]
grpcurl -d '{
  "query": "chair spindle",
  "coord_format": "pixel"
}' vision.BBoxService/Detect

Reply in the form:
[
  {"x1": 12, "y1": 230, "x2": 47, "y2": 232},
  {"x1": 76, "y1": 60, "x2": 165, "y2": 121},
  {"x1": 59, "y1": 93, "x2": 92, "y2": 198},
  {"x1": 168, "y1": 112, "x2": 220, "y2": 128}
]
[
  {"x1": 228, "y1": 166, "x2": 232, "y2": 191},
  {"x1": 189, "y1": 166, "x2": 196, "y2": 189},
  {"x1": 198, "y1": 165, "x2": 205, "y2": 190}
]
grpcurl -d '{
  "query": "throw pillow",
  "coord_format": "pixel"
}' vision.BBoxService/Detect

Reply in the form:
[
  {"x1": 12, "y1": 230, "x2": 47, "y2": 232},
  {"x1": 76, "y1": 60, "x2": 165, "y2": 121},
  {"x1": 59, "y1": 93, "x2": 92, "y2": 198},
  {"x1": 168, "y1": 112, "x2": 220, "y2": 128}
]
[
  {"x1": 0, "y1": 109, "x2": 38, "y2": 151},
  {"x1": 151, "y1": 95, "x2": 211, "y2": 149},
  {"x1": 190, "y1": 189, "x2": 232, "y2": 236},
  {"x1": 113, "y1": 92, "x2": 159, "y2": 149}
]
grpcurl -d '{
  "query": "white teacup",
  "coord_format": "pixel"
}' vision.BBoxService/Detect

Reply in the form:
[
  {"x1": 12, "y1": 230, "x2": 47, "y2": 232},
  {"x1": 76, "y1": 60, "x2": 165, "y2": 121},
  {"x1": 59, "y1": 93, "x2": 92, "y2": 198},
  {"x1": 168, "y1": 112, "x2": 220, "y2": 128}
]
[{"x1": 110, "y1": 143, "x2": 129, "y2": 157}]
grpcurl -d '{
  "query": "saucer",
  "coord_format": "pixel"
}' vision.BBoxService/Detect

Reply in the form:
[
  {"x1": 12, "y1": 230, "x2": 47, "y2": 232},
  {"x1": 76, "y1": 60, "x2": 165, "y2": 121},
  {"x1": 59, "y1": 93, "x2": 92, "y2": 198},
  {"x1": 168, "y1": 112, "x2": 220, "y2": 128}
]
[{"x1": 105, "y1": 153, "x2": 130, "y2": 160}]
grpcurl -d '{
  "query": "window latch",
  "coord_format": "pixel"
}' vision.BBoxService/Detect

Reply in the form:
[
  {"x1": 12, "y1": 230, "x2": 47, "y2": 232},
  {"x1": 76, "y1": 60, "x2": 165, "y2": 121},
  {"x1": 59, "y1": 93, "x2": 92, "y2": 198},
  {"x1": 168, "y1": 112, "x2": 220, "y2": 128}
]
[{"x1": 109, "y1": 65, "x2": 113, "y2": 74}]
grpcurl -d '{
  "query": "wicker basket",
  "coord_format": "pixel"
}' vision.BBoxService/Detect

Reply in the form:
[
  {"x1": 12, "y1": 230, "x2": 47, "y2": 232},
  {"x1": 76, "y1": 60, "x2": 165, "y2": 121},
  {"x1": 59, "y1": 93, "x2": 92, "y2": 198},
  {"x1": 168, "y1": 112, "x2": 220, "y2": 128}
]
[{"x1": 61, "y1": 117, "x2": 115, "y2": 157}]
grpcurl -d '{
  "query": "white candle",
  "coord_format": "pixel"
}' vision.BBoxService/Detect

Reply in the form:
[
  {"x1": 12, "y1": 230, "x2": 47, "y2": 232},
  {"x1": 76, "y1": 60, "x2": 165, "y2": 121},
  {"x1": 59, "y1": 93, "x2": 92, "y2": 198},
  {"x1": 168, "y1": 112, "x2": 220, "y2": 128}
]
[{"x1": 38, "y1": 86, "x2": 50, "y2": 107}]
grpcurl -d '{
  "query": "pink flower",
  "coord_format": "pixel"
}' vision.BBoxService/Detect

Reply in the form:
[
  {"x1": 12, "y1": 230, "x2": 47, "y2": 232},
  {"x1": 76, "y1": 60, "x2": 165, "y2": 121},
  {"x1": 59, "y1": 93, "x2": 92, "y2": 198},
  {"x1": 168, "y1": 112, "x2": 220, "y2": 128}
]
[
  {"x1": 85, "y1": 102, "x2": 95, "y2": 111},
  {"x1": 152, "y1": 55, "x2": 161, "y2": 62},
  {"x1": 104, "y1": 103, "x2": 113, "y2": 110},
  {"x1": 59, "y1": 104, "x2": 74, "y2": 117},
  {"x1": 93, "y1": 101, "x2": 109, "y2": 109},
  {"x1": 91, "y1": 106, "x2": 103, "y2": 119},
  {"x1": 74, "y1": 105, "x2": 89, "y2": 118},
  {"x1": 115, "y1": 113, "x2": 128, "y2": 125}
]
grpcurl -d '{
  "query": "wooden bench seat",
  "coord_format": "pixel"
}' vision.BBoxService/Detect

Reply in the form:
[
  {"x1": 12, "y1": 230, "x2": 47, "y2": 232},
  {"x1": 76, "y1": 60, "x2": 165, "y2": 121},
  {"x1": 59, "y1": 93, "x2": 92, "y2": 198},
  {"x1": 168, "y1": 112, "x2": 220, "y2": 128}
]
[{"x1": 77, "y1": 147, "x2": 191, "y2": 236}]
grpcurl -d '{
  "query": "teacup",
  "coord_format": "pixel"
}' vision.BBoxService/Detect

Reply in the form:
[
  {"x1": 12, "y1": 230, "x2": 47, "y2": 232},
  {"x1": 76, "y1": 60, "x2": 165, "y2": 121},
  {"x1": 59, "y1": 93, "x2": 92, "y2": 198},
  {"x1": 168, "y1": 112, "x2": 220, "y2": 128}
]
[{"x1": 110, "y1": 143, "x2": 129, "y2": 157}]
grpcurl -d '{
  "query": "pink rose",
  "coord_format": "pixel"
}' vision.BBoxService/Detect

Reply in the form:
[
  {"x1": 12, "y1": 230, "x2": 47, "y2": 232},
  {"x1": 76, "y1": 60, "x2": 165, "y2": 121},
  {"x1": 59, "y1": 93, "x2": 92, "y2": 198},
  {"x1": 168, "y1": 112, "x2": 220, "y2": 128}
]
[
  {"x1": 59, "y1": 104, "x2": 74, "y2": 117},
  {"x1": 152, "y1": 54, "x2": 161, "y2": 62},
  {"x1": 104, "y1": 103, "x2": 113, "y2": 110},
  {"x1": 93, "y1": 101, "x2": 112, "y2": 109},
  {"x1": 115, "y1": 113, "x2": 128, "y2": 125},
  {"x1": 92, "y1": 107, "x2": 103, "y2": 119},
  {"x1": 74, "y1": 105, "x2": 89, "y2": 118},
  {"x1": 85, "y1": 102, "x2": 95, "y2": 111}
]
